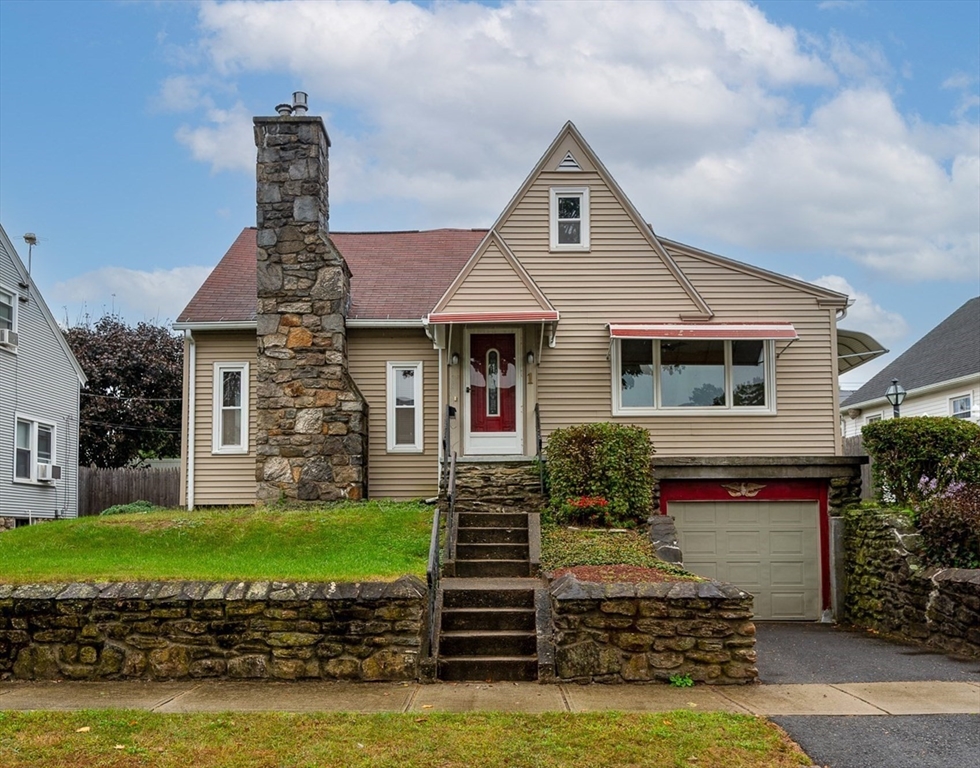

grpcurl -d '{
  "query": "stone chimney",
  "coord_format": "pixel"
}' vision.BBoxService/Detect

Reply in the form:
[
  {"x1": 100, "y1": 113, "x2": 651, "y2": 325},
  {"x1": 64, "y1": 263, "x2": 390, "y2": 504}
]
[{"x1": 254, "y1": 93, "x2": 367, "y2": 503}]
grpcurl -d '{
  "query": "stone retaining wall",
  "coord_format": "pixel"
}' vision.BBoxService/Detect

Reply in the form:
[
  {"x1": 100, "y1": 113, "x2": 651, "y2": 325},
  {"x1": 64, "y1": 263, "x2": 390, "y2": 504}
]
[
  {"x1": 0, "y1": 577, "x2": 426, "y2": 681},
  {"x1": 844, "y1": 507, "x2": 980, "y2": 658},
  {"x1": 549, "y1": 575, "x2": 757, "y2": 685}
]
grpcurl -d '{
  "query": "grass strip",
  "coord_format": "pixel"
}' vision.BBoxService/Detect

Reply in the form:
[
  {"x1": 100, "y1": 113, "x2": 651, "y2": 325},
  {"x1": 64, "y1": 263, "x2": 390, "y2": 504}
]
[
  {"x1": 0, "y1": 501, "x2": 431, "y2": 584},
  {"x1": 0, "y1": 709, "x2": 811, "y2": 768}
]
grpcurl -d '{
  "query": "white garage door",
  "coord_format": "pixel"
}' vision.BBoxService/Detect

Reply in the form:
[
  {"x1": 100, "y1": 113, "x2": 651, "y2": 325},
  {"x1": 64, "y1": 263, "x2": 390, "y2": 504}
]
[{"x1": 669, "y1": 501, "x2": 820, "y2": 621}]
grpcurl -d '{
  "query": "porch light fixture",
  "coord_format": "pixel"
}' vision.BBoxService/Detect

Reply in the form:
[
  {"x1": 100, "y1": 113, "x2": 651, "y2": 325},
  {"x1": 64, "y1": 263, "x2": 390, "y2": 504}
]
[
  {"x1": 884, "y1": 378, "x2": 906, "y2": 418},
  {"x1": 450, "y1": 352, "x2": 460, "y2": 366},
  {"x1": 526, "y1": 350, "x2": 535, "y2": 366}
]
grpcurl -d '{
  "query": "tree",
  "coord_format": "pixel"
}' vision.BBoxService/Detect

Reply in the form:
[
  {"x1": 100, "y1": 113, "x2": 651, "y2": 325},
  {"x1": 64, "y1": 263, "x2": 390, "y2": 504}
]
[{"x1": 64, "y1": 316, "x2": 183, "y2": 467}]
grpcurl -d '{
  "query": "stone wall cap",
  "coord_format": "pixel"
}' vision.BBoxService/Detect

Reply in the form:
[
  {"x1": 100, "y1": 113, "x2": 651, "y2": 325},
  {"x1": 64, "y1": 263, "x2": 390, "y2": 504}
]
[
  {"x1": 383, "y1": 575, "x2": 426, "y2": 599},
  {"x1": 696, "y1": 582, "x2": 727, "y2": 599},
  {"x1": 934, "y1": 568, "x2": 980, "y2": 585},
  {"x1": 245, "y1": 582, "x2": 272, "y2": 600},
  {"x1": 666, "y1": 582, "x2": 698, "y2": 599},
  {"x1": 11, "y1": 584, "x2": 65, "y2": 599},
  {"x1": 55, "y1": 583, "x2": 103, "y2": 600}
]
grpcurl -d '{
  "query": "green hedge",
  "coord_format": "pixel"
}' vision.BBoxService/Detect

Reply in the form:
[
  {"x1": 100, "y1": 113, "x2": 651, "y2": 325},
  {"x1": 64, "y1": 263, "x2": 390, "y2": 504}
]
[
  {"x1": 861, "y1": 416, "x2": 980, "y2": 505},
  {"x1": 546, "y1": 423, "x2": 654, "y2": 527}
]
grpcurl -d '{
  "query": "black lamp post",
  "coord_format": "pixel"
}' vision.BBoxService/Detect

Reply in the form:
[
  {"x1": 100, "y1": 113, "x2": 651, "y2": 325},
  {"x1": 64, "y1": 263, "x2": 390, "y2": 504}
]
[{"x1": 884, "y1": 378, "x2": 906, "y2": 418}]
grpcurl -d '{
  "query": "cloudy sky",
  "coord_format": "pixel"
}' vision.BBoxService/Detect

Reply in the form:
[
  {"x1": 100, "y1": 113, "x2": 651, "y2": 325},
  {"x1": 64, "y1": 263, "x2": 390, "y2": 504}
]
[{"x1": 0, "y1": 0, "x2": 977, "y2": 387}]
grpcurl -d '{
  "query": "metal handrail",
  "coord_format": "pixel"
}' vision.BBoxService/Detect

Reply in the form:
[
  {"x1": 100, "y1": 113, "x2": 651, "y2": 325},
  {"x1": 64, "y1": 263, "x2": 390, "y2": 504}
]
[
  {"x1": 535, "y1": 403, "x2": 545, "y2": 495},
  {"x1": 440, "y1": 405, "x2": 452, "y2": 493},
  {"x1": 424, "y1": 498, "x2": 442, "y2": 663},
  {"x1": 445, "y1": 451, "x2": 458, "y2": 564}
]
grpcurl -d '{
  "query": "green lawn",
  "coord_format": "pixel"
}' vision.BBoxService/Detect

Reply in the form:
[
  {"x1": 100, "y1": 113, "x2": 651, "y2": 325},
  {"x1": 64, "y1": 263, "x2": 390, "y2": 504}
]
[
  {"x1": 0, "y1": 502, "x2": 431, "y2": 584},
  {"x1": 0, "y1": 710, "x2": 811, "y2": 768}
]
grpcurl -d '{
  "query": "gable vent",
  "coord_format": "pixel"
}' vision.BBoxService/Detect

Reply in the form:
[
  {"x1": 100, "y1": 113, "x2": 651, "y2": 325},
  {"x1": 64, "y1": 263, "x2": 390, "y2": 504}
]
[{"x1": 557, "y1": 151, "x2": 581, "y2": 171}]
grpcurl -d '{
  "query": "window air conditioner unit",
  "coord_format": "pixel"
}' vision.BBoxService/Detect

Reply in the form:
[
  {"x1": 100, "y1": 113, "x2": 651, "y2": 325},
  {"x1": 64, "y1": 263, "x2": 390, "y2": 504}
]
[
  {"x1": 0, "y1": 329, "x2": 18, "y2": 347},
  {"x1": 37, "y1": 464, "x2": 61, "y2": 482}
]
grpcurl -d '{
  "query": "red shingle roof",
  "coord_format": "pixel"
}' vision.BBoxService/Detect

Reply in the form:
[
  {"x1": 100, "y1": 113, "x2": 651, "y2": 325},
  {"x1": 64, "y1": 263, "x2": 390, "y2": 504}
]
[{"x1": 176, "y1": 227, "x2": 487, "y2": 324}]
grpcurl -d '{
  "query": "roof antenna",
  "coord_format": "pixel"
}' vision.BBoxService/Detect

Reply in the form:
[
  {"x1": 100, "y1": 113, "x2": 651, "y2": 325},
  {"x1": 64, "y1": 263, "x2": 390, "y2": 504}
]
[{"x1": 23, "y1": 233, "x2": 37, "y2": 276}]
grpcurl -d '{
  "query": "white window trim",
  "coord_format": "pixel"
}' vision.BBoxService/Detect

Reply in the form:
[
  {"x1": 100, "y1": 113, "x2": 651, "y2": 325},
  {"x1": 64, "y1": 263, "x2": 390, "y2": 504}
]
[
  {"x1": 610, "y1": 339, "x2": 776, "y2": 416},
  {"x1": 212, "y1": 362, "x2": 249, "y2": 454},
  {"x1": 387, "y1": 361, "x2": 424, "y2": 453},
  {"x1": 13, "y1": 414, "x2": 57, "y2": 485},
  {"x1": 0, "y1": 282, "x2": 18, "y2": 348},
  {"x1": 950, "y1": 393, "x2": 972, "y2": 419},
  {"x1": 550, "y1": 186, "x2": 590, "y2": 252},
  {"x1": 865, "y1": 413, "x2": 883, "y2": 424}
]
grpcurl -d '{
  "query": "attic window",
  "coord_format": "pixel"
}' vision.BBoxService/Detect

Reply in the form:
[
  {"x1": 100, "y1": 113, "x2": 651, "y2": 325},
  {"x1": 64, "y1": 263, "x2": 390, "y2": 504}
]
[{"x1": 550, "y1": 187, "x2": 590, "y2": 252}]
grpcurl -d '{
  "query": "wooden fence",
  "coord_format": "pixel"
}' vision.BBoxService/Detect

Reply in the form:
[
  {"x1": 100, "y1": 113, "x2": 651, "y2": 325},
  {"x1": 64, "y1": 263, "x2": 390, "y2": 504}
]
[
  {"x1": 842, "y1": 435, "x2": 873, "y2": 499},
  {"x1": 78, "y1": 467, "x2": 180, "y2": 516}
]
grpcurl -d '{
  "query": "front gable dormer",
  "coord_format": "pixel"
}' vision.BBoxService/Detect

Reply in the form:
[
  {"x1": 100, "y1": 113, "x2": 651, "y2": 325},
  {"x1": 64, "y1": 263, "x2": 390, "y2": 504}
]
[
  {"x1": 428, "y1": 232, "x2": 558, "y2": 324},
  {"x1": 491, "y1": 122, "x2": 713, "y2": 321}
]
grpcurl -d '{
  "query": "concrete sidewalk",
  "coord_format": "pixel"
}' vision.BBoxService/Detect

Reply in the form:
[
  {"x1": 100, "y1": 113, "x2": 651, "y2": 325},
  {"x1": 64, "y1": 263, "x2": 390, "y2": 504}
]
[{"x1": 1, "y1": 679, "x2": 977, "y2": 716}]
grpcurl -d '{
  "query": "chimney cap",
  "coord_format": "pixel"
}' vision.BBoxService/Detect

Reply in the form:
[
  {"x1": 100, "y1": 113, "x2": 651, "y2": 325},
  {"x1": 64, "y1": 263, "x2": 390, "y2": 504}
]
[
  {"x1": 292, "y1": 91, "x2": 309, "y2": 115},
  {"x1": 275, "y1": 103, "x2": 293, "y2": 117}
]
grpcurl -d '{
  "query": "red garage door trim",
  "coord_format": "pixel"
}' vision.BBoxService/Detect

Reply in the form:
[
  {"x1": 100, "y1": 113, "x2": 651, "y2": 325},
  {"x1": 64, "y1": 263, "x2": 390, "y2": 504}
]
[{"x1": 659, "y1": 479, "x2": 831, "y2": 613}]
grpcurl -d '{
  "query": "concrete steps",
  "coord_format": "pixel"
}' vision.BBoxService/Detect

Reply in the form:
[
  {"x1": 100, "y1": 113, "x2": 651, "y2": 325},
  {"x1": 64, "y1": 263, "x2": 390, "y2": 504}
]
[{"x1": 435, "y1": 461, "x2": 544, "y2": 682}]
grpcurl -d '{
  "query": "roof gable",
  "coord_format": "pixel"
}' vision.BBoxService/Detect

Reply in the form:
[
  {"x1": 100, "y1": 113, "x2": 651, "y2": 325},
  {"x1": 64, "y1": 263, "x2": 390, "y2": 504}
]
[
  {"x1": 0, "y1": 224, "x2": 87, "y2": 385},
  {"x1": 429, "y1": 232, "x2": 556, "y2": 322},
  {"x1": 843, "y1": 297, "x2": 980, "y2": 406},
  {"x1": 491, "y1": 121, "x2": 713, "y2": 321}
]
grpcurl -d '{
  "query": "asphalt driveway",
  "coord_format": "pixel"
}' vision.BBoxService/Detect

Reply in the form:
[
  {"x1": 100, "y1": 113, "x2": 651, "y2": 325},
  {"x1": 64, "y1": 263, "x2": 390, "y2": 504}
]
[{"x1": 756, "y1": 623, "x2": 980, "y2": 768}]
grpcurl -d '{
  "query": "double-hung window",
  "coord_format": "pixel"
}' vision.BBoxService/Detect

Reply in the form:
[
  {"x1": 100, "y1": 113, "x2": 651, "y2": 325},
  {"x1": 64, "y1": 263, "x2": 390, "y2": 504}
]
[
  {"x1": 0, "y1": 285, "x2": 17, "y2": 347},
  {"x1": 613, "y1": 338, "x2": 774, "y2": 414},
  {"x1": 212, "y1": 363, "x2": 249, "y2": 453},
  {"x1": 387, "y1": 362, "x2": 423, "y2": 452},
  {"x1": 14, "y1": 416, "x2": 55, "y2": 482},
  {"x1": 550, "y1": 187, "x2": 590, "y2": 251},
  {"x1": 950, "y1": 395, "x2": 972, "y2": 419}
]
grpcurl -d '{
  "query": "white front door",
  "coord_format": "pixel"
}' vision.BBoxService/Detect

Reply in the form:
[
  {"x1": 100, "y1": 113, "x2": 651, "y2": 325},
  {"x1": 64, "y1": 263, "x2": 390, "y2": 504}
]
[{"x1": 464, "y1": 330, "x2": 523, "y2": 455}]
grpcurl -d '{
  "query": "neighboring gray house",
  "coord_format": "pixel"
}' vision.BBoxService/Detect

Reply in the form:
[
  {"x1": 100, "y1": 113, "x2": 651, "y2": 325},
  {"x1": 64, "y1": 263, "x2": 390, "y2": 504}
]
[
  {"x1": 841, "y1": 297, "x2": 980, "y2": 436},
  {"x1": 0, "y1": 224, "x2": 87, "y2": 525}
]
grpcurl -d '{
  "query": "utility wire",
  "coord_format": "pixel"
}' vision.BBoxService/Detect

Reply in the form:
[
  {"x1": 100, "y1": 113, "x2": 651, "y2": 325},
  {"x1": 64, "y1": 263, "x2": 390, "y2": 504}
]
[
  {"x1": 80, "y1": 419, "x2": 181, "y2": 434},
  {"x1": 81, "y1": 392, "x2": 181, "y2": 402}
]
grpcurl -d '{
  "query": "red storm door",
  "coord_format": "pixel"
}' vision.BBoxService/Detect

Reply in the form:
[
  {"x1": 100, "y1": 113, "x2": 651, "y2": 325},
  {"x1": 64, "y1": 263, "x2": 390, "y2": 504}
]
[{"x1": 469, "y1": 333, "x2": 517, "y2": 433}]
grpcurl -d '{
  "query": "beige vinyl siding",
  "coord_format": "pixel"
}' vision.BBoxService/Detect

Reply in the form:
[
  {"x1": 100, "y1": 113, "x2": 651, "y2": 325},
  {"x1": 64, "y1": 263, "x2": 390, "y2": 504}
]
[
  {"x1": 442, "y1": 242, "x2": 545, "y2": 314},
  {"x1": 348, "y1": 328, "x2": 440, "y2": 499},
  {"x1": 190, "y1": 331, "x2": 257, "y2": 505},
  {"x1": 495, "y1": 165, "x2": 840, "y2": 457}
]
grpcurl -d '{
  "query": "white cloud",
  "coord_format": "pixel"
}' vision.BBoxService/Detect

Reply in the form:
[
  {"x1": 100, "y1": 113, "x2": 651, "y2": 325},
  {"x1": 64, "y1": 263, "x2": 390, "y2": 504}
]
[
  {"x1": 48, "y1": 265, "x2": 215, "y2": 327},
  {"x1": 161, "y1": 0, "x2": 978, "y2": 283},
  {"x1": 811, "y1": 275, "x2": 908, "y2": 344},
  {"x1": 175, "y1": 102, "x2": 254, "y2": 173}
]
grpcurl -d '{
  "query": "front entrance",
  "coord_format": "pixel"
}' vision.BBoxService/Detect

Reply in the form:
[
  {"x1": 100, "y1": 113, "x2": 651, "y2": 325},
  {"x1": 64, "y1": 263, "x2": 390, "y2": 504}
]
[{"x1": 465, "y1": 331, "x2": 523, "y2": 455}]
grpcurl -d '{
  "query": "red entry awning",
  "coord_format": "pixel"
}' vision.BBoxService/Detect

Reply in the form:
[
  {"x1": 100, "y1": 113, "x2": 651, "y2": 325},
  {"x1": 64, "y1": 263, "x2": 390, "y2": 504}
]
[
  {"x1": 608, "y1": 322, "x2": 798, "y2": 340},
  {"x1": 427, "y1": 310, "x2": 559, "y2": 324}
]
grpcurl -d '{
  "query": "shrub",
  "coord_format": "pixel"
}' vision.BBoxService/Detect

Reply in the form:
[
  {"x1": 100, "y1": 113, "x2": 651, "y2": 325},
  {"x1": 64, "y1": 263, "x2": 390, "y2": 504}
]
[
  {"x1": 546, "y1": 422, "x2": 654, "y2": 527},
  {"x1": 862, "y1": 417, "x2": 980, "y2": 505},
  {"x1": 917, "y1": 483, "x2": 980, "y2": 569},
  {"x1": 99, "y1": 500, "x2": 159, "y2": 516}
]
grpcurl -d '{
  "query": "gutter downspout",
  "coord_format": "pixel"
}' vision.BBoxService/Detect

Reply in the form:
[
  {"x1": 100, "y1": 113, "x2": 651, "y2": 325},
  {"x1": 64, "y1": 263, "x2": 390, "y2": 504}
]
[{"x1": 186, "y1": 330, "x2": 196, "y2": 510}]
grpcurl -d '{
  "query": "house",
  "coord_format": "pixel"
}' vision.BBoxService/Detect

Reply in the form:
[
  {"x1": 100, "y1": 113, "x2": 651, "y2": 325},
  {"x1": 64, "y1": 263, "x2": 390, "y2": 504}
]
[
  {"x1": 841, "y1": 297, "x2": 980, "y2": 436},
  {"x1": 176, "y1": 103, "x2": 883, "y2": 620},
  {"x1": 0, "y1": 224, "x2": 87, "y2": 526}
]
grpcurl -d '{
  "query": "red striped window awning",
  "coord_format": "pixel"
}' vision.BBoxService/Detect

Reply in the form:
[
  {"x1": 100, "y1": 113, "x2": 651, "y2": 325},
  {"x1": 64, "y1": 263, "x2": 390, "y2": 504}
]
[
  {"x1": 608, "y1": 323, "x2": 798, "y2": 340},
  {"x1": 427, "y1": 310, "x2": 559, "y2": 324}
]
